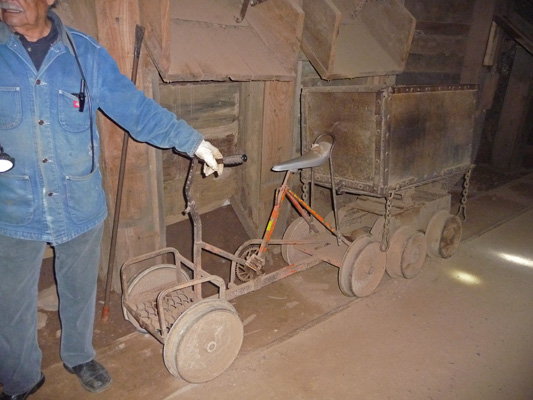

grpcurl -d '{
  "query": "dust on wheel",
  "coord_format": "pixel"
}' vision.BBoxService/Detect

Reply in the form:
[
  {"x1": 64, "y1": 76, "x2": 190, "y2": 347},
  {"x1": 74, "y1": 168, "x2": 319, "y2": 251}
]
[
  {"x1": 339, "y1": 235, "x2": 386, "y2": 297},
  {"x1": 426, "y1": 210, "x2": 462, "y2": 259},
  {"x1": 386, "y1": 226, "x2": 428, "y2": 279},
  {"x1": 163, "y1": 299, "x2": 243, "y2": 383},
  {"x1": 282, "y1": 217, "x2": 325, "y2": 265},
  {"x1": 122, "y1": 264, "x2": 190, "y2": 332}
]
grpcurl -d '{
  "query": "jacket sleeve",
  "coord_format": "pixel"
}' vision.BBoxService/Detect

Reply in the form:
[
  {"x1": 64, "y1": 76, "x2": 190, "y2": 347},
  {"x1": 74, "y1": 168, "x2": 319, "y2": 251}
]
[{"x1": 92, "y1": 44, "x2": 203, "y2": 157}]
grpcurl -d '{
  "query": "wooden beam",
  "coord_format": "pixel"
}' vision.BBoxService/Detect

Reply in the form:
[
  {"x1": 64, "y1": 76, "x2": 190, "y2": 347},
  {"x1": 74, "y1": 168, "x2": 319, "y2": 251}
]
[
  {"x1": 261, "y1": 81, "x2": 296, "y2": 185},
  {"x1": 461, "y1": 0, "x2": 497, "y2": 83},
  {"x1": 234, "y1": 81, "x2": 265, "y2": 237},
  {"x1": 233, "y1": 79, "x2": 297, "y2": 238},
  {"x1": 95, "y1": 0, "x2": 166, "y2": 292},
  {"x1": 491, "y1": 47, "x2": 533, "y2": 171}
]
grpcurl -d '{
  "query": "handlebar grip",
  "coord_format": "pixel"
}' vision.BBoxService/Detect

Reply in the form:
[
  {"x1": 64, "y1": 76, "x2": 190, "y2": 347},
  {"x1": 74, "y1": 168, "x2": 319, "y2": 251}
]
[{"x1": 218, "y1": 154, "x2": 247, "y2": 166}]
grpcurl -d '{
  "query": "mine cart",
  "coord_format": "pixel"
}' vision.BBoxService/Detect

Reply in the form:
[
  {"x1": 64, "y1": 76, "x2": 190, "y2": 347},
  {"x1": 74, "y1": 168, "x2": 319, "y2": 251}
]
[{"x1": 300, "y1": 84, "x2": 477, "y2": 283}]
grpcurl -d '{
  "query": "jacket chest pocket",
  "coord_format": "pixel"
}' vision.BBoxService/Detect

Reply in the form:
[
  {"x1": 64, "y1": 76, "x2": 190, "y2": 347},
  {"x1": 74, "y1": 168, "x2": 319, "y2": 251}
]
[
  {"x1": 58, "y1": 90, "x2": 90, "y2": 132},
  {"x1": 0, "y1": 87, "x2": 22, "y2": 129}
]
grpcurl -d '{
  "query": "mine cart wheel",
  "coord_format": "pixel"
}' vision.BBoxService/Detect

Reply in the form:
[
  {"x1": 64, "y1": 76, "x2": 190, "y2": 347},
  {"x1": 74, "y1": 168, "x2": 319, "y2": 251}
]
[
  {"x1": 163, "y1": 299, "x2": 243, "y2": 383},
  {"x1": 386, "y1": 226, "x2": 428, "y2": 279},
  {"x1": 426, "y1": 210, "x2": 462, "y2": 259},
  {"x1": 231, "y1": 243, "x2": 260, "y2": 282},
  {"x1": 122, "y1": 264, "x2": 190, "y2": 332},
  {"x1": 339, "y1": 236, "x2": 386, "y2": 297},
  {"x1": 282, "y1": 217, "x2": 326, "y2": 265}
]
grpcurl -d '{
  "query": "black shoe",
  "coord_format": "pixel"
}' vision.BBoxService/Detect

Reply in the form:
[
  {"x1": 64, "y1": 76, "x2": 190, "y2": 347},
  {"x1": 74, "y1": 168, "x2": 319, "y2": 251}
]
[
  {"x1": 64, "y1": 360, "x2": 112, "y2": 393},
  {"x1": 0, "y1": 373, "x2": 45, "y2": 400}
]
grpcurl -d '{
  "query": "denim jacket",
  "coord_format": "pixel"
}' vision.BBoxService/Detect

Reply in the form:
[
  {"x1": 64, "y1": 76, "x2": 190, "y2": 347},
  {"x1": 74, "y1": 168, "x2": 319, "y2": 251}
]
[{"x1": 0, "y1": 11, "x2": 203, "y2": 245}]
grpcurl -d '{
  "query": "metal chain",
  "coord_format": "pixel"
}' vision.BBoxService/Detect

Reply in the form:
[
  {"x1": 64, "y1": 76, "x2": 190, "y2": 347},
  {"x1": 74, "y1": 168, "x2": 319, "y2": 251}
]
[
  {"x1": 457, "y1": 164, "x2": 475, "y2": 221},
  {"x1": 380, "y1": 187, "x2": 396, "y2": 252}
]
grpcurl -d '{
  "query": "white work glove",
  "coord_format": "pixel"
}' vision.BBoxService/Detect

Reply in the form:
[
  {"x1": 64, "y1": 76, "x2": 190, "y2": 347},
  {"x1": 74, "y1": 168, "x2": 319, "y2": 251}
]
[{"x1": 194, "y1": 140, "x2": 224, "y2": 176}]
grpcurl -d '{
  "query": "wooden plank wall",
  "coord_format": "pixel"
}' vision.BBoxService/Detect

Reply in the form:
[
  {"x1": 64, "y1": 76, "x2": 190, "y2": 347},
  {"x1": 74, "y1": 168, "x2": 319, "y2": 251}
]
[
  {"x1": 157, "y1": 82, "x2": 240, "y2": 225},
  {"x1": 157, "y1": 81, "x2": 297, "y2": 239},
  {"x1": 54, "y1": 1, "x2": 98, "y2": 38},
  {"x1": 137, "y1": 0, "x2": 170, "y2": 74},
  {"x1": 398, "y1": 0, "x2": 476, "y2": 84}
]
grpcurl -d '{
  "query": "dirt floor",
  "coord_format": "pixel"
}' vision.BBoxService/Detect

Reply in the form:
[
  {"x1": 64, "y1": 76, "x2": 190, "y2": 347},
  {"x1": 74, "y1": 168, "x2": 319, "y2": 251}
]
[{"x1": 2, "y1": 163, "x2": 533, "y2": 399}]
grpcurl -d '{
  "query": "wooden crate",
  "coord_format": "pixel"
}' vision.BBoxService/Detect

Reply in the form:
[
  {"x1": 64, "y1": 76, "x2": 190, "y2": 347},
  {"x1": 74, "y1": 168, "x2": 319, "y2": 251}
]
[
  {"x1": 301, "y1": 0, "x2": 416, "y2": 79},
  {"x1": 138, "y1": 0, "x2": 304, "y2": 82}
]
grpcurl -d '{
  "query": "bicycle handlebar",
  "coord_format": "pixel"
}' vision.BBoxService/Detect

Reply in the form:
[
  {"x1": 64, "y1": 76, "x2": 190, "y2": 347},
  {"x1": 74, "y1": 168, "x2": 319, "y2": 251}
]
[
  {"x1": 192, "y1": 154, "x2": 247, "y2": 167},
  {"x1": 215, "y1": 154, "x2": 248, "y2": 166}
]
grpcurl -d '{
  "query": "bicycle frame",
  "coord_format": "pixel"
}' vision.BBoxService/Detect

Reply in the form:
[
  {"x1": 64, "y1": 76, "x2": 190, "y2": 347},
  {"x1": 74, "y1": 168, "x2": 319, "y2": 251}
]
[
  {"x1": 183, "y1": 153, "x2": 348, "y2": 298},
  {"x1": 245, "y1": 168, "x2": 350, "y2": 273}
]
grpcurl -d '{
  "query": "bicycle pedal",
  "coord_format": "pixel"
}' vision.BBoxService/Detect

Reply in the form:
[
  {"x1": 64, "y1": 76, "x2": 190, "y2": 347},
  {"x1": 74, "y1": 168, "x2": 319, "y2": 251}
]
[
  {"x1": 245, "y1": 263, "x2": 263, "y2": 273},
  {"x1": 245, "y1": 258, "x2": 265, "y2": 274}
]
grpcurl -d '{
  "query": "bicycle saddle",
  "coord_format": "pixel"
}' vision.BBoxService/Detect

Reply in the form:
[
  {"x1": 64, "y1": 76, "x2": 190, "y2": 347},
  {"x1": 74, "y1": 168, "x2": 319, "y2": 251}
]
[{"x1": 272, "y1": 141, "x2": 332, "y2": 172}]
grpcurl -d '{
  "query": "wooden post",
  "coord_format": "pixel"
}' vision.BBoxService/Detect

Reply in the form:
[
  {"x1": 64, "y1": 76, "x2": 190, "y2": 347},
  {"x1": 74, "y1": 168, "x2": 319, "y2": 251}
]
[
  {"x1": 460, "y1": 0, "x2": 497, "y2": 84},
  {"x1": 234, "y1": 80, "x2": 296, "y2": 238},
  {"x1": 95, "y1": 0, "x2": 166, "y2": 292},
  {"x1": 491, "y1": 47, "x2": 533, "y2": 172},
  {"x1": 459, "y1": 0, "x2": 498, "y2": 162},
  {"x1": 234, "y1": 81, "x2": 266, "y2": 237}
]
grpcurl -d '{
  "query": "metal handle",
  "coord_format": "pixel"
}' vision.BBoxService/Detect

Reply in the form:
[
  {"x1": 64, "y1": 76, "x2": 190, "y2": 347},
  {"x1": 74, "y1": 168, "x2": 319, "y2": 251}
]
[{"x1": 218, "y1": 154, "x2": 247, "y2": 166}]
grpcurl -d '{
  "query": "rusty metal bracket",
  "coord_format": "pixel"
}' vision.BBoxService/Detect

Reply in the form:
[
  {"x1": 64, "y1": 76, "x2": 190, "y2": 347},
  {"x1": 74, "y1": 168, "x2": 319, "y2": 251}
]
[{"x1": 236, "y1": 0, "x2": 269, "y2": 23}]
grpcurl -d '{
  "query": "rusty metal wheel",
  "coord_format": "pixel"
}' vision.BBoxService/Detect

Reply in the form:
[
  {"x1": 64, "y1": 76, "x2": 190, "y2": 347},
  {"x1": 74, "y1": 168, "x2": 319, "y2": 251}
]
[
  {"x1": 281, "y1": 217, "x2": 325, "y2": 265},
  {"x1": 386, "y1": 226, "x2": 427, "y2": 279},
  {"x1": 339, "y1": 235, "x2": 386, "y2": 297},
  {"x1": 231, "y1": 243, "x2": 260, "y2": 282},
  {"x1": 426, "y1": 210, "x2": 462, "y2": 259},
  {"x1": 163, "y1": 299, "x2": 243, "y2": 383},
  {"x1": 123, "y1": 265, "x2": 188, "y2": 332},
  {"x1": 122, "y1": 264, "x2": 190, "y2": 332}
]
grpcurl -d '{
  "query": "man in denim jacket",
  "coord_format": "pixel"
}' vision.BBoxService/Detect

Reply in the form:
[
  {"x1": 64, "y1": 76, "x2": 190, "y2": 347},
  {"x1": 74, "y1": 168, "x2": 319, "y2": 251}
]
[{"x1": 0, "y1": 0, "x2": 224, "y2": 398}]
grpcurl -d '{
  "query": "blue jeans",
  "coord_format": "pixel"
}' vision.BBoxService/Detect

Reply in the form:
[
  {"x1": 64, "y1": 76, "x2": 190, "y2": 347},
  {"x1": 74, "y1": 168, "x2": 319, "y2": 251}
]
[{"x1": 0, "y1": 224, "x2": 103, "y2": 395}]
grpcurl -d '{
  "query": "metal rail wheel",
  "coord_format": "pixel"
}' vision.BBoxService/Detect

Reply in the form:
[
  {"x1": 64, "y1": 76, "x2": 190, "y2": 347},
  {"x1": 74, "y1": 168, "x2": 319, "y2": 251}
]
[
  {"x1": 163, "y1": 299, "x2": 243, "y2": 383},
  {"x1": 386, "y1": 226, "x2": 428, "y2": 279},
  {"x1": 281, "y1": 216, "x2": 327, "y2": 265},
  {"x1": 122, "y1": 264, "x2": 190, "y2": 332},
  {"x1": 339, "y1": 235, "x2": 386, "y2": 297},
  {"x1": 426, "y1": 210, "x2": 463, "y2": 259}
]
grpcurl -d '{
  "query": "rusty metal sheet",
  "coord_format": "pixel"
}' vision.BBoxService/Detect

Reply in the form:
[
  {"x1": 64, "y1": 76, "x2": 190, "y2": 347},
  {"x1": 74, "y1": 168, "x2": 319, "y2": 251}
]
[
  {"x1": 301, "y1": 85, "x2": 478, "y2": 197},
  {"x1": 387, "y1": 86, "x2": 477, "y2": 188},
  {"x1": 302, "y1": 86, "x2": 382, "y2": 193}
]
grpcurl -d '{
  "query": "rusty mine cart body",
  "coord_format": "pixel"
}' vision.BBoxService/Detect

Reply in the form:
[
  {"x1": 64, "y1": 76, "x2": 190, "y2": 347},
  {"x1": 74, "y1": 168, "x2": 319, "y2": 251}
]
[{"x1": 120, "y1": 84, "x2": 477, "y2": 384}]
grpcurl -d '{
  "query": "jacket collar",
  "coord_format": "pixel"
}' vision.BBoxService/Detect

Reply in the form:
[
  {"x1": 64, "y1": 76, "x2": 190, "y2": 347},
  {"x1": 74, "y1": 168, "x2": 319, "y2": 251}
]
[
  {"x1": 0, "y1": 10, "x2": 75, "y2": 56},
  {"x1": 0, "y1": 19, "x2": 10, "y2": 44}
]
